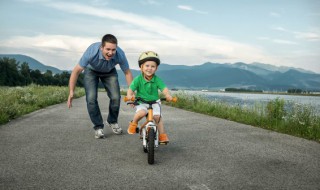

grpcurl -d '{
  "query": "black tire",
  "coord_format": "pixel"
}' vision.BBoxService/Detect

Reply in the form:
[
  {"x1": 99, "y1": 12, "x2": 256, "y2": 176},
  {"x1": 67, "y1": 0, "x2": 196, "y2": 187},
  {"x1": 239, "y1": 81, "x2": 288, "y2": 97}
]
[{"x1": 147, "y1": 128, "x2": 155, "y2": 164}]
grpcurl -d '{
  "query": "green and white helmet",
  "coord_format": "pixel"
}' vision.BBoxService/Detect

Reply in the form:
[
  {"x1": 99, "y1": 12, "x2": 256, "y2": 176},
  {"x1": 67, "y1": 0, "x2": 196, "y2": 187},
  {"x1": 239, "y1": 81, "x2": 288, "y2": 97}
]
[{"x1": 138, "y1": 51, "x2": 160, "y2": 68}]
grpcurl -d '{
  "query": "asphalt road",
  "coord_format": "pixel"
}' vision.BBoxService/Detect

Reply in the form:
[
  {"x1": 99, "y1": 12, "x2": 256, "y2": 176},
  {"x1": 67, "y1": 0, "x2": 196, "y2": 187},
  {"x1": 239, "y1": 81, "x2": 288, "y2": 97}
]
[{"x1": 1, "y1": 92, "x2": 320, "y2": 190}]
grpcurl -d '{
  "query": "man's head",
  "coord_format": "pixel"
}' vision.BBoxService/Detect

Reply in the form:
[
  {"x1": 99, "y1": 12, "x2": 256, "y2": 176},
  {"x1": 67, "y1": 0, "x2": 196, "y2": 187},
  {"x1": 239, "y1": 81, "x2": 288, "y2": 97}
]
[{"x1": 101, "y1": 34, "x2": 118, "y2": 60}]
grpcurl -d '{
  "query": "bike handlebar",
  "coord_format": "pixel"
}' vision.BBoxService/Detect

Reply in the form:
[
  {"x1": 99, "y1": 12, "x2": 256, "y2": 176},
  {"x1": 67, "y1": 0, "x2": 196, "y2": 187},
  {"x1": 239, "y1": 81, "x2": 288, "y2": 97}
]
[{"x1": 124, "y1": 96, "x2": 177, "y2": 104}]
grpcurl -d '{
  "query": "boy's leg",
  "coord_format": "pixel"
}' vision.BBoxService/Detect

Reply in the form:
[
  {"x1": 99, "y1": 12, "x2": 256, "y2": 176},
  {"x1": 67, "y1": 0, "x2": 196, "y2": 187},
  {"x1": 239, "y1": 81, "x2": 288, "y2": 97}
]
[
  {"x1": 154, "y1": 115, "x2": 169, "y2": 143},
  {"x1": 154, "y1": 115, "x2": 165, "y2": 134},
  {"x1": 133, "y1": 110, "x2": 147, "y2": 123},
  {"x1": 128, "y1": 110, "x2": 146, "y2": 134}
]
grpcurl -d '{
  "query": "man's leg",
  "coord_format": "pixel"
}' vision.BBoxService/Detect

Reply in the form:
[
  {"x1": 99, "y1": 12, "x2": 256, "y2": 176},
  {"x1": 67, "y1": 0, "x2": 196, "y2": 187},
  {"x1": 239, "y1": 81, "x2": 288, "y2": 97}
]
[
  {"x1": 100, "y1": 69, "x2": 121, "y2": 124},
  {"x1": 84, "y1": 69, "x2": 104, "y2": 130}
]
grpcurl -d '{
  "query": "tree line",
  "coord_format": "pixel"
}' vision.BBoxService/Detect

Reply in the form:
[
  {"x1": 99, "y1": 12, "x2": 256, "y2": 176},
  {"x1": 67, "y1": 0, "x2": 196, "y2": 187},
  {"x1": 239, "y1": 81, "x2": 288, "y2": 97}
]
[
  {"x1": 0, "y1": 57, "x2": 84, "y2": 87},
  {"x1": 225, "y1": 88, "x2": 263, "y2": 93}
]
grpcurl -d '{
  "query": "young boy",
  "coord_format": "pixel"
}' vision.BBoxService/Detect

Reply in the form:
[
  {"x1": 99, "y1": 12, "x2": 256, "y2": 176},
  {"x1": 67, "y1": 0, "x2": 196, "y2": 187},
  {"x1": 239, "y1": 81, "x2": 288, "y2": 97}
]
[{"x1": 126, "y1": 51, "x2": 173, "y2": 143}]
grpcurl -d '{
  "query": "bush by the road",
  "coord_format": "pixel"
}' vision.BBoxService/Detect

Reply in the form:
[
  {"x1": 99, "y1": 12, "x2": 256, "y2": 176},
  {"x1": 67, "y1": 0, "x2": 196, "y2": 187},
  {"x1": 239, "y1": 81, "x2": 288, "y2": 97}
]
[{"x1": 0, "y1": 85, "x2": 85, "y2": 124}]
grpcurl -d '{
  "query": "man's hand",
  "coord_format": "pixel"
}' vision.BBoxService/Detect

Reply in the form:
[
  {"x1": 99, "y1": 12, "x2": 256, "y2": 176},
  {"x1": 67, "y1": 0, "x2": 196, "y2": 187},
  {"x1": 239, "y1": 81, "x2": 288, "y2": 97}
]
[
  {"x1": 67, "y1": 64, "x2": 84, "y2": 109},
  {"x1": 67, "y1": 93, "x2": 74, "y2": 108}
]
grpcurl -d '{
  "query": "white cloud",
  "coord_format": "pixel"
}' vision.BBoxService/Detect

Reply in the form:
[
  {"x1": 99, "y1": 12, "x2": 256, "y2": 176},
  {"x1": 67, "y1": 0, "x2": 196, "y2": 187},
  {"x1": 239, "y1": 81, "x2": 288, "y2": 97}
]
[
  {"x1": 89, "y1": 0, "x2": 110, "y2": 6},
  {"x1": 272, "y1": 39, "x2": 298, "y2": 45},
  {"x1": 269, "y1": 12, "x2": 281, "y2": 17},
  {"x1": 177, "y1": 5, "x2": 193, "y2": 11},
  {"x1": 177, "y1": 4, "x2": 208, "y2": 14},
  {"x1": 294, "y1": 31, "x2": 320, "y2": 41},
  {"x1": 272, "y1": 26, "x2": 287, "y2": 32},
  {"x1": 140, "y1": 0, "x2": 160, "y2": 5},
  {"x1": 0, "y1": 34, "x2": 95, "y2": 70},
  {"x1": 272, "y1": 26, "x2": 320, "y2": 42},
  {"x1": 1, "y1": 1, "x2": 276, "y2": 70},
  {"x1": 258, "y1": 36, "x2": 298, "y2": 45}
]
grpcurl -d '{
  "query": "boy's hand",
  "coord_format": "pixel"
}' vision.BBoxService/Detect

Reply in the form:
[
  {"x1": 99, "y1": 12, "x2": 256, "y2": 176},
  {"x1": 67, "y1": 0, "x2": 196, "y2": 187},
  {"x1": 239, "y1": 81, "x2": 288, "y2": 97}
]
[
  {"x1": 125, "y1": 95, "x2": 136, "y2": 108},
  {"x1": 126, "y1": 95, "x2": 135, "y2": 101},
  {"x1": 165, "y1": 94, "x2": 173, "y2": 102}
]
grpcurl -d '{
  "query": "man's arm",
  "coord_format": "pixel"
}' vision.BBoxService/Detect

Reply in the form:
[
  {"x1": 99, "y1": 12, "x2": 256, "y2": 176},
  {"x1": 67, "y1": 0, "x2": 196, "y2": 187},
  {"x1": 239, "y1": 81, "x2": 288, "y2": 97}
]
[
  {"x1": 67, "y1": 64, "x2": 84, "y2": 108},
  {"x1": 124, "y1": 69, "x2": 133, "y2": 86}
]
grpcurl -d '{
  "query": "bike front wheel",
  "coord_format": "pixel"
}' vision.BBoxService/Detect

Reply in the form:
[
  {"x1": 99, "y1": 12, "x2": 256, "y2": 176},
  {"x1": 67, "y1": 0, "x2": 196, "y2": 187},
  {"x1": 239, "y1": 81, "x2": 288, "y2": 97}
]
[{"x1": 147, "y1": 128, "x2": 155, "y2": 164}]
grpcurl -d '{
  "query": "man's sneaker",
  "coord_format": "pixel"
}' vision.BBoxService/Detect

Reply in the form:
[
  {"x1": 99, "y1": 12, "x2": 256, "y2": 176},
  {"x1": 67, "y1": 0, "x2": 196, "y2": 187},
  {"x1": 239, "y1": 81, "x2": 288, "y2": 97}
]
[
  {"x1": 108, "y1": 123, "x2": 123, "y2": 135},
  {"x1": 95, "y1": 129, "x2": 104, "y2": 139},
  {"x1": 127, "y1": 121, "x2": 138, "y2": 134},
  {"x1": 159, "y1": 133, "x2": 169, "y2": 143}
]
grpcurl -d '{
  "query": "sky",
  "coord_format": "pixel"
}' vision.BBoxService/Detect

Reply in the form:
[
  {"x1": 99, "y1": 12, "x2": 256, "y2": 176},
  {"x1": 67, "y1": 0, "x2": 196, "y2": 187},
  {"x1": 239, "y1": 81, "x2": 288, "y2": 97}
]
[{"x1": 0, "y1": 0, "x2": 319, "y2": 73}]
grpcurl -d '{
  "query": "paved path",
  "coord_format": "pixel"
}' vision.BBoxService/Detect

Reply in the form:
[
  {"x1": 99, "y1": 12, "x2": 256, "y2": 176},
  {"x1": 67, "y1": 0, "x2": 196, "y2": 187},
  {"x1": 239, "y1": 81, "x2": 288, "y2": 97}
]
[{"x1": 1, "y1": 92, "x2": 320, "y2": 190}]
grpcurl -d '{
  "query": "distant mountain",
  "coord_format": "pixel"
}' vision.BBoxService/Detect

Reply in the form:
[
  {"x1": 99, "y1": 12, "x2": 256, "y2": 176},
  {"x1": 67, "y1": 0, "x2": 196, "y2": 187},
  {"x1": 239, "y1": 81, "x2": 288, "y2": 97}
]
[
  {"x1": 267, "y1": 69, "x2": 320, "y2": 90},
  {"x1": 0, "y1": 54, "x2": 64, "y2": 74},
  {"x1": 251, "y1": 62, "x2": 315, "y2": 74},
  {"x1": 2, "y1": 54, "x2": 319, "y2": 91},
  {"x1": 119, "y1": 63, "x2": 320, "y2": 91}
]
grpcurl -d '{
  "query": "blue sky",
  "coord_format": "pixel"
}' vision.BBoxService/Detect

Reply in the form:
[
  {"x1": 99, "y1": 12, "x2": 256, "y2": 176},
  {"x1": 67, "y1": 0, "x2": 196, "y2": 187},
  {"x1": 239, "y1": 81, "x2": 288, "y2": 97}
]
[{"x1": 0, "y1": 0, "x2": 319, "y2": 73}]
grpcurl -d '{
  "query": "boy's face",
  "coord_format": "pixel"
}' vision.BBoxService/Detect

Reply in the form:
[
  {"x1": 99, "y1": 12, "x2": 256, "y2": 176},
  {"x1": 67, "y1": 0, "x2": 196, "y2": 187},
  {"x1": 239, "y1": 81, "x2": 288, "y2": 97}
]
[
  {"x1": 141, "y1": 61, "x2": 158, "y2": 77},
  {"x1": 100, "y1": 42, "x2": 117, "y2": 60}
]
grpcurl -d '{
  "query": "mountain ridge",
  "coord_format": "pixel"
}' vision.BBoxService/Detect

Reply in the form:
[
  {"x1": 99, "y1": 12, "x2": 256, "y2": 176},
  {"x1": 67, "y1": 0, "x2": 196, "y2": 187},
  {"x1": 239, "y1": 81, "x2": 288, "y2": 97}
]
[
  {"x1": 1, "y1": 54, "x2": 319, "y2": 91},
  {"x1": 0, "y1": 54, "x2": 65, "y2": 74}
]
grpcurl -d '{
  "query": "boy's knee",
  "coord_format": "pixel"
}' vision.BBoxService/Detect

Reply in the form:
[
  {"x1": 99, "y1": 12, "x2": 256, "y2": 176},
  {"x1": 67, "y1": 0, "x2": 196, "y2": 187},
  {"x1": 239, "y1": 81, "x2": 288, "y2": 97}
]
[
  {"x1": 137, "y1": 110, "x2": 147, "y2": 117},
  {"x1": 153, "y1": 115, "x2": 161, "y2": 122}
]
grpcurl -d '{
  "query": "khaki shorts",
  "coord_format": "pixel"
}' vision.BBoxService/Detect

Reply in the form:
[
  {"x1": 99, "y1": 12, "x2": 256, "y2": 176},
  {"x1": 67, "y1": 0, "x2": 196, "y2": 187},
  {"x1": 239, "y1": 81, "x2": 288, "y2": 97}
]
[{"x1": 135, "y1": 100, "x2": 162, "y2": 116}]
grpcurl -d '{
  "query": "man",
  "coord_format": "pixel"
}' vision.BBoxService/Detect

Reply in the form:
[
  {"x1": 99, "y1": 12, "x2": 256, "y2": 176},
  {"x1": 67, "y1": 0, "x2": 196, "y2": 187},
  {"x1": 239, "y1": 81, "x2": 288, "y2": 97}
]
[{"x1": 68, "y1": 34, "x2": 133, "y2": 139}]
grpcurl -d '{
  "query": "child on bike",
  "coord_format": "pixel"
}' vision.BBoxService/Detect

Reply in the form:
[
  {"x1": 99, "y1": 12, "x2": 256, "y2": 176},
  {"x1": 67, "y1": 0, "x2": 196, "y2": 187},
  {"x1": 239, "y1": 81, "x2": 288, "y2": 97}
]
[{"x1": 126, "y1": 51, "x2": 173, "y2": 143}]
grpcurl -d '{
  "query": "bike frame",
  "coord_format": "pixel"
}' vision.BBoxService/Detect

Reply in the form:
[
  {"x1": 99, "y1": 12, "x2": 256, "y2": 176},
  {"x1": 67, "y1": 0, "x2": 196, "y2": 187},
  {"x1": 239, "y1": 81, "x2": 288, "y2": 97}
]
[
  {"x1": 140, "y1": 103, "x2": 160, "y2": 149},
  {"x1": 124, "y1": 96, "x2": 177, "y2": 164}
]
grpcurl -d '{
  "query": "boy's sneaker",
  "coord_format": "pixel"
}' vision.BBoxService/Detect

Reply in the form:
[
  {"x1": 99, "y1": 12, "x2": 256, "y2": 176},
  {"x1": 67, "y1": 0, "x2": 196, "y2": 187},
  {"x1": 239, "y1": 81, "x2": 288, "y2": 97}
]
[
  {"x1": 127, "y1": 121, "x2": 138, "y2": 134},
  {"x1": 159, "y1": 133, "x2": 169, "y2": 143},
  {"x1": 95, "y1": 129, "x2": 104, "y2": 139},
  {"x1": 108, "y1": 123, "x2": 123, "y2": 134}
]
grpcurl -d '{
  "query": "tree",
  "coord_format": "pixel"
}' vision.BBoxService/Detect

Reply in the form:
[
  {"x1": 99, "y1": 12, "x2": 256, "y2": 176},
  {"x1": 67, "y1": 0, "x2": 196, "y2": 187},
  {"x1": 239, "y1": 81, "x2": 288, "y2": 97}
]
[
  {"x1": 19, "y1": 62, "x2": 32, "y2": 85},
  {"x1": 287, "y1": 88, "x2": 302, "y2": 94},
  {"x1": 0, "y1": 57, "x2": 24, "y2": 86},
  {"x1": 30, "y1": 69, "x2": 44, "y2": 85}
]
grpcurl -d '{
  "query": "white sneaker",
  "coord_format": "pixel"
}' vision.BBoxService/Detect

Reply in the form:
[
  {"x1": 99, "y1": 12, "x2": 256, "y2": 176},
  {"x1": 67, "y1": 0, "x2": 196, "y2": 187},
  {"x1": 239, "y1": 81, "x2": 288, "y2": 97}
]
[
  {"x1": 108, "y1": 123, "x2": 123, "y2": 135},
  {"x1": 95, "y1": 129, "x2": 104, "y2": 139}
]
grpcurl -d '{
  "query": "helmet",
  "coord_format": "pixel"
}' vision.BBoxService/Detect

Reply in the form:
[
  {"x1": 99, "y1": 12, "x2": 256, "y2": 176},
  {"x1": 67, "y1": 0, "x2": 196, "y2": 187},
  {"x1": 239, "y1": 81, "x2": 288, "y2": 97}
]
[{"x1": 138, "y1": 51, "x2": 160, "y2": 68}]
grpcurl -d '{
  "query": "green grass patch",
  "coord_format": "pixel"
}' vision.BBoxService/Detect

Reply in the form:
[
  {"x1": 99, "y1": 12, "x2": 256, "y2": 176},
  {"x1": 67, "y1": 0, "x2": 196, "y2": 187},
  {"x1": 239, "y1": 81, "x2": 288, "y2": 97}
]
[
  {"x1": 0, "y1": 85, "x2": 85, "y2": 125},
  {"x1": 164, "y1": 92, "x2": 320, "y2": 142}
]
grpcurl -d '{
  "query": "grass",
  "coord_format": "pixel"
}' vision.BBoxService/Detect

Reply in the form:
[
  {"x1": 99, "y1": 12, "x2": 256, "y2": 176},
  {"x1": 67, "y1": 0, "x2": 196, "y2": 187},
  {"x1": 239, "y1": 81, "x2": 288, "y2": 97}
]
[
  {"x1": 163, "y1": 92, "x2": 320, "y2": 142},
  {"x1": 0, "y1": 85, "x2": 85, "y2": 125},
  {"x1": 1, "y1": 87, "x2": 319, "y2": 142}
]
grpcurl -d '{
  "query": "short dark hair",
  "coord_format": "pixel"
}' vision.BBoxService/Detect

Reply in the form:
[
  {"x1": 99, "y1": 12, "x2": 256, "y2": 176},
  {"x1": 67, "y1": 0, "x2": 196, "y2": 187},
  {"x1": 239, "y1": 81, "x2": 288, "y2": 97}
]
[{"x1": 101, "y1": 34, "x2": 118, "y2": 46}]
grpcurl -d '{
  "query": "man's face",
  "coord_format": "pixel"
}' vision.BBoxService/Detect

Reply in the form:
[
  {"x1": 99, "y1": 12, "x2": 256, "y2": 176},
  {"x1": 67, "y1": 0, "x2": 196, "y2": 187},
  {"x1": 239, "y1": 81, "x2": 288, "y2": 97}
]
[{"x1": 100, "y1": 42, "x2": 117, "y2": 60}]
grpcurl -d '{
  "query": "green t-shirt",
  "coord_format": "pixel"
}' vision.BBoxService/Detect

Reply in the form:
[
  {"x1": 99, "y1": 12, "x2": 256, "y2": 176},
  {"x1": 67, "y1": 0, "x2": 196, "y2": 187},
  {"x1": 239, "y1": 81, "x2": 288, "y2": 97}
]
[{"x1": 129, "y1": 74, "x2": 166, "y2": 101}]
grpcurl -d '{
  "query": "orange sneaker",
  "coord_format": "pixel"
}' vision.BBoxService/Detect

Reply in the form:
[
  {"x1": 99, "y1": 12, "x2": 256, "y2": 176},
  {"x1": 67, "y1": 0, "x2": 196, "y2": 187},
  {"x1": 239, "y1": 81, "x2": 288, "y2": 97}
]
[
  {"x1": 159, "y1": 133, "x2": 169, "y2": 143},
  {"x1": 127, "y1": 121, "x2": 138, "y2": 134}
]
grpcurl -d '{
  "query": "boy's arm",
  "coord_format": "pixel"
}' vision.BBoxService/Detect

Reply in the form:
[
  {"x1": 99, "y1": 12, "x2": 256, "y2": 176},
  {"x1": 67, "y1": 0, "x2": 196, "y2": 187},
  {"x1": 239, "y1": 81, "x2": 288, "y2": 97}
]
[
  {"x1": 162, "y1": 87, "x2": 173, "y2": 101},
  {"x1": 126, "y1": 88, "x2": 135, "y2": 100}
]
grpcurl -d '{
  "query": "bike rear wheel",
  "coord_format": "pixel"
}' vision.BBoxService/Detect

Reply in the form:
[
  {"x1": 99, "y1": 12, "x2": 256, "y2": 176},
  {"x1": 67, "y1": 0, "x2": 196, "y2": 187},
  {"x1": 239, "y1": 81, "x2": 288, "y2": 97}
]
[{"x1": 147, "y1": 128, "x2": 155, "y2": 164}]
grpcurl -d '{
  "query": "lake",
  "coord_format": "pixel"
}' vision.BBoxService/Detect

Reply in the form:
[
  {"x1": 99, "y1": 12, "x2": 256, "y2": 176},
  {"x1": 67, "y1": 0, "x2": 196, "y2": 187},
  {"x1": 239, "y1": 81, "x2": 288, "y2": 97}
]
[{"x1": 175, "y1": 90, "x2": 320, "y2": 114}]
